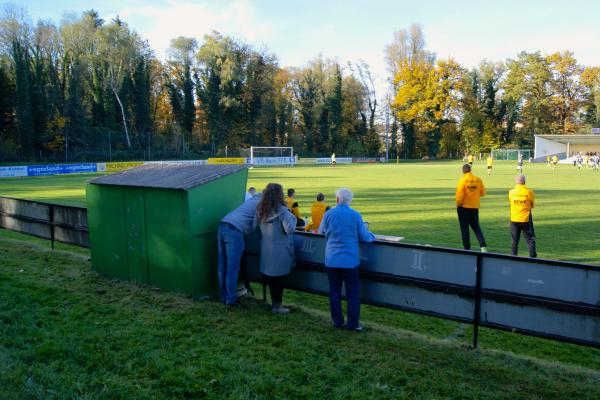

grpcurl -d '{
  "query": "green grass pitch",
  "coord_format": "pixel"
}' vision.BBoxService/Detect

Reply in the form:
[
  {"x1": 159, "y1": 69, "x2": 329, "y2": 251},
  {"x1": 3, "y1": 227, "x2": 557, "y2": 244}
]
[
  {"x1": 1, "y1": 160, "x2": 599, "y2": 263},
  {"x1": 1, "y1": 160, "x2": 600, "y2": 398}
]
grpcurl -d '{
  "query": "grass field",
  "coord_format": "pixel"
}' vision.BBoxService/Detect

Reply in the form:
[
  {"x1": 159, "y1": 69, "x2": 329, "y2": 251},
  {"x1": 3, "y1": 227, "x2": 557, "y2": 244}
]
[
  {"x1": 2, "y1": 236, "x2": 600, "y2": 399},
  {"x1": 2, "y1": 161, "x2": 600, "y2": 398},
  {"x1": 2, "y1": 160, "x2": 599, "y2": 263}
]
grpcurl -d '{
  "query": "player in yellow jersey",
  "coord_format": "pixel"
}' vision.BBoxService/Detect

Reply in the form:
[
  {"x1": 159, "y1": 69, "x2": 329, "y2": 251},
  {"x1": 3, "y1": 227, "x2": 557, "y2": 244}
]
[
  {"x1": 305, "y1": 193, "x2": 330, "y2": 232},
  {"x1": 509, "y1": 175, "x2": 537, "y2": 257},
  {"x1": 486, "y1": 155, "x2": 493, "y2": 175},
  {"x1": 286, "y1": 188, "x2": 305, "y2": 229},
  {"x1": 455, "y1": 164, "x2": 487, "y2": 252},
  {"x1": 551, "y1": 154, "x2": 558, "y2": 171},
  {"x1": 467, "y1": 154, "x2": 474, "y2": 166}
]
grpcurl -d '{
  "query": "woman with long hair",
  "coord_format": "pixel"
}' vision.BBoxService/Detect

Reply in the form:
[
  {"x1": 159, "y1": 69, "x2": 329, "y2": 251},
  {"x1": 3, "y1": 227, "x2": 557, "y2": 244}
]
[{"x1": 253, "y1": 183, "x2": 297, "y2": 314}]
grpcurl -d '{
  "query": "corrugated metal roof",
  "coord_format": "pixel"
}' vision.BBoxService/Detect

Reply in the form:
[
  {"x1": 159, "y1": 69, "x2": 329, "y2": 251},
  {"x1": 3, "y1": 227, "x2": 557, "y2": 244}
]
[
  {"x1": 90, "y1": 164, "x2": 247, "y2": 190},
  {"x1": 536, "y1": 134, "x2": 600, "y2": 144}
]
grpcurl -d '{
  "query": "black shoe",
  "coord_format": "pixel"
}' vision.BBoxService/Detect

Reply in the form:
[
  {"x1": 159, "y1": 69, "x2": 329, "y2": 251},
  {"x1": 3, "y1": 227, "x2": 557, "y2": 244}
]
[
  {"x1": 226, "y1": 301, "x2": 240, "y2": 308},
  {"x1": 333, "y1": 323, "x2": 346, "y2": 329},
  {"x1": 346, "y1": 323, "x2": 364, "y2": 332}
]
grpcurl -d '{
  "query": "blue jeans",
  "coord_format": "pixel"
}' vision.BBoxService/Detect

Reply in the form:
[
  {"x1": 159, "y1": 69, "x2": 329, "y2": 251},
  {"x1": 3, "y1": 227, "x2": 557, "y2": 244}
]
[
  {"x1": 327, "y1": 267, "x2": 360, "y2": 328},
  {"x1": 217, "y1": 223, "x2": 244, "y2": 305}
]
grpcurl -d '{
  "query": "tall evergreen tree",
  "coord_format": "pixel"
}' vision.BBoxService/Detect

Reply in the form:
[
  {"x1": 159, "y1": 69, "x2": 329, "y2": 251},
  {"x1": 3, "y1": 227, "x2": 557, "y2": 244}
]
[
  {"x1": 131, "y1": 56, "x2": 153, "y2": 151},
  {"x1": 328, "y1": 64, "x2": 342, "y2": 153},
  {"x1": 389, "y1": 117, "x2": 398, "y2": 159},
  {"x1": 64, "y1": 56, "x2": 86, "y2": 155},
  {"x1": 0, "y1": 63, "x2": 16, "y2": 156},
  {"x1": 12, "y1": 41, "x2": 35, "y2": 157},
  {"x1": 294, "y1": 70, "x2": 319, "y2": 154}
]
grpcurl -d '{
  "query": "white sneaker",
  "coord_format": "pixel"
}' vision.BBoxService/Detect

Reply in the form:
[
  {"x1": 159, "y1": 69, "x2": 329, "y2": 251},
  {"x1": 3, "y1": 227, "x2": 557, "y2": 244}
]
[
  {"x1": 481, "y1": 247, "x2": 488, "y2": 252},
  {"x1": 272, "y1": 306, "x2": 290, "y2": 314}
]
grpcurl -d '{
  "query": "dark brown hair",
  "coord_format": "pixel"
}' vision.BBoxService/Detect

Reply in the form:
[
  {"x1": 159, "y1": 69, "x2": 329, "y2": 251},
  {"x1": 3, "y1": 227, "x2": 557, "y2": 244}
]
[{"x1": 258, "y1": 183, "x2": 285, "y2": 222}]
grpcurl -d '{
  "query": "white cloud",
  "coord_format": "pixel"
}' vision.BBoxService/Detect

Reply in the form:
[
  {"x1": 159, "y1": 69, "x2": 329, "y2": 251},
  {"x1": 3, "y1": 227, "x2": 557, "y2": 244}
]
[
  {"x1": 427, "y1": 24, "x2": 600, "y2": 68},
  {"x1": 117, "y1": 0, "x2": 275, "y2": 59}
]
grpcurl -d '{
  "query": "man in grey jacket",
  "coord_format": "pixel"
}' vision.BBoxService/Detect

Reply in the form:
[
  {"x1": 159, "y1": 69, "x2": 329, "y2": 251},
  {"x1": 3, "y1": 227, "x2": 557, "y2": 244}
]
[{"x1": 218, "y1": 193, "x2": 262, "y2": 306}]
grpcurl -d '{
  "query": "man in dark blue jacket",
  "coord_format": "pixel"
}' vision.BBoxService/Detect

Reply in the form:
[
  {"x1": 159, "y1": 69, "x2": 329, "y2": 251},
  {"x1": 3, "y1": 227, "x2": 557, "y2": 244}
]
[{"x1": 319, "y1": 188, "x2": 375, "y2": 331}]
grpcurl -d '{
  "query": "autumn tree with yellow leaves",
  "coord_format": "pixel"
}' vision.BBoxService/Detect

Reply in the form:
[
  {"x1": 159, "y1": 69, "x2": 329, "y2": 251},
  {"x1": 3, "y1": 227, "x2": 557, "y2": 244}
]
[{"x1": 393, "y1": 58, "x2": 464, "y2": 158}]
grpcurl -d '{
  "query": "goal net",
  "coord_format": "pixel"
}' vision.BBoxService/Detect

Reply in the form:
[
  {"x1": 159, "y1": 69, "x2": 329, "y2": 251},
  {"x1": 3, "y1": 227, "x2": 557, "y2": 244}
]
[
  {"x1": 242, "y1": 146, "x2": 296, "y2": 167},
  {"x1": 491, "y1": 149, "x2": 533, "y2": 161}
]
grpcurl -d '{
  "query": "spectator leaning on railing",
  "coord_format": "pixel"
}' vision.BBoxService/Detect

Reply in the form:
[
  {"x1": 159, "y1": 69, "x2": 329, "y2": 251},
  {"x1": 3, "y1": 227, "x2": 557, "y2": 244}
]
[{"x1": 319, "y1": 188, "x2": 375, "y2": 331}]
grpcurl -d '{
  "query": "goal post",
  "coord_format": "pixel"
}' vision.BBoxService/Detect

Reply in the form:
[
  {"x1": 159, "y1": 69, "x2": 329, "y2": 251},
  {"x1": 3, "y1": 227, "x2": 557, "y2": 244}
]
[
  {"x1": 491, "y1": 149, "x2": 533, "y2": 161},
  {"x1": 247, "y1": 146, "x2": 295, "y2": 167}
]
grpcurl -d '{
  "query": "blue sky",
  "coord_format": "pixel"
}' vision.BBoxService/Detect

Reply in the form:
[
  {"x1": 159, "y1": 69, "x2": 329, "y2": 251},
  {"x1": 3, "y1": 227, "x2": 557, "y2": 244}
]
[{"x1": 19, "y1": 0, "x2": 600, "y2": 92}]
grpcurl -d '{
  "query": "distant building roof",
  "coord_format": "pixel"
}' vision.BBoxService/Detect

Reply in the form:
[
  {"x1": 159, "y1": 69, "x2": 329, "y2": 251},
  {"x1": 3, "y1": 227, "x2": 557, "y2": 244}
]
[
  {"x1": 90, "y1": 164, "x2": 247, "y2": 190},
  {"x1": 535, "y1": 134, "x2": 600, "y2": 145}
]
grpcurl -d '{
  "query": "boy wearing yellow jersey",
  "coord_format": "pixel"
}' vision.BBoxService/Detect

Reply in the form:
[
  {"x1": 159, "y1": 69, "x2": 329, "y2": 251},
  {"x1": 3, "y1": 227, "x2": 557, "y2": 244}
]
[
  {"x1": 305, "y1": 193, "x2": 330, "y2": 232},
  {"x1": 509, "y1": 175, "x2": 537, "y2": 258},
  {"x1": 455, "y1": 164, "x2": 487, "y2": 252},
  {"x1": 286, "y1": 188, "x2": 305, "y2": 229},
  {"x1": 467, "y1": 154, "x2": 474, "y2": 166},
  {"x1": 486, "y1": 155, "x2": 493, "y2": 175},
  {"x1": 551, "y1": 154, "x2": 558, "y2": 171}
]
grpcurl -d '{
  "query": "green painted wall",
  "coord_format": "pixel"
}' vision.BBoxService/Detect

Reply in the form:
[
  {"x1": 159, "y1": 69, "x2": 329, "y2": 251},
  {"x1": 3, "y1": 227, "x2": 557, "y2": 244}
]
[
  {"x1": 187, "y1": 169, "x2": 248, "y2": 297},
  {"x1": 87, "y1": 184, "x2": 128, "y2": 281}
]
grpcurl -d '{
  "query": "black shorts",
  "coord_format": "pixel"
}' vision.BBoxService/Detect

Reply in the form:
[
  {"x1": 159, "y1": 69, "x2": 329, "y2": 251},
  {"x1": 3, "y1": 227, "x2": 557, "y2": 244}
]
[{"x1": 487, "y1": 166, "x2": 492, "y2": 169}]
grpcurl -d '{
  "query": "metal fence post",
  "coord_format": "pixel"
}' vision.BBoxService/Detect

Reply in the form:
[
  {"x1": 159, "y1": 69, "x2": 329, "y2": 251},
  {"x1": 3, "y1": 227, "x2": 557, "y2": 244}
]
[
  {"x1": 49, "y1": 204, "x2": 55, "y2": 250},
  {"x1": 472, "y1": 254, "x2": 483, "y2": 348}
]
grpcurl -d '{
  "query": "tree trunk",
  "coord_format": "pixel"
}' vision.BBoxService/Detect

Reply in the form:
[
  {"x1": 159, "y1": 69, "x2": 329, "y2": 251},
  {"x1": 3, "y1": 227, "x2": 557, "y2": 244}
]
[{"x1": 112, "y1": 86, "x2": 131, "y2": 148}]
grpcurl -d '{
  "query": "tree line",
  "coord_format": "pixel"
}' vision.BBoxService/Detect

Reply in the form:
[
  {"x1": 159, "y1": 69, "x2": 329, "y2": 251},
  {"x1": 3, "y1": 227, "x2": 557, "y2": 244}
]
[
  {"x1": 1, "y1": 7, "x2": 599, "y2": 162},
  {"x1": 387, "y1": 24, "x2": 600, "y2": 159},
  {"x1": 0, "y1": 6, "x2": 380, "y2": 162}
]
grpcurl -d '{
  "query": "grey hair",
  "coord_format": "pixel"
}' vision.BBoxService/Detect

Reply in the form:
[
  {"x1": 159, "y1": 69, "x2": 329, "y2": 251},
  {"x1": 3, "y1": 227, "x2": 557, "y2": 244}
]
[
  {"x1": 336, "y1": 188, "x2": 353, "y2": 205},
  {"x1": 516, "y1": 174, "x2": 526, "y2": 184}
]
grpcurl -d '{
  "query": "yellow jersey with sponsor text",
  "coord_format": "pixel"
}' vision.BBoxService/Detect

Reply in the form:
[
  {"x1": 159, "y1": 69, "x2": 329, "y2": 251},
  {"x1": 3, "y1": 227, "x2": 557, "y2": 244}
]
[
  {"x1": 455, "y1": 172, "x2": 485, "y2": 209},
  {"x1": 509, "y1": 184, "x2": 535, "y2": 222}
]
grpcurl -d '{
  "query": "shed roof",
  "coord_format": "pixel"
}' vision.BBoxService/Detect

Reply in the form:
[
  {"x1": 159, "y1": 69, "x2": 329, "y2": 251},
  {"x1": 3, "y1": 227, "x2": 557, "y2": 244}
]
[{"x1": 90, "y1": 163, "x2": 247, "y2": 190}]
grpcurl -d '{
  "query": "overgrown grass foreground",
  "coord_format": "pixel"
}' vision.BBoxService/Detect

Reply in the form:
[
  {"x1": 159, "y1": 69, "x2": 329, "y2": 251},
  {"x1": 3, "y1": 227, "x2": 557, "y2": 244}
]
[{"x1": 1, "y1": 235, "x2": 600, "y2": 399}]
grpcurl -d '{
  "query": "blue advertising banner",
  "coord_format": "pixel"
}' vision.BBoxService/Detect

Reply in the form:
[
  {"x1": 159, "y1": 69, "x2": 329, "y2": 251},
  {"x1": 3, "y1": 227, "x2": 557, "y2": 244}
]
[{"x1": 27, "y1": 163, "x2": 97, "y2": 177}]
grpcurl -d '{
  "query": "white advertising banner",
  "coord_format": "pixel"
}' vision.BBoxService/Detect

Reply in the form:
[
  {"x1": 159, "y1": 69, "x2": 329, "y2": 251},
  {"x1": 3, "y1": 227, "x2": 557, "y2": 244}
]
[
  {"x1": 249, "y1": 157, "x2": 295, "y2": 166},
  {"x1": 145, "y1": 160, "x2": 208, "y2": 165},
  {"x1": 0, "y1": 166, "x2": 28, "y2": 178},
  {"x1": 315, "y1": 157, "x2": 352, "y2": 164}
]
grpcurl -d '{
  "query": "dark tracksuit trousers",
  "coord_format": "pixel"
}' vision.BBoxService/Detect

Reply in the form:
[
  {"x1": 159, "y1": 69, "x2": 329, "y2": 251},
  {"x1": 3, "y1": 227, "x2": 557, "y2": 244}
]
[
  {"x1": 457, "y1": 206, "x2": 486, "y2": 250},
  {"x1": 510, "y1": 214, "x2": 537, "y2": 257}
]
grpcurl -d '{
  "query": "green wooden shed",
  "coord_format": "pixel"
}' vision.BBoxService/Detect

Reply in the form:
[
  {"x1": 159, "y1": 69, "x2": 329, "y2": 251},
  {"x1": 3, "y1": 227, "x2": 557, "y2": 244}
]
[{"x1": 86, "y1": 163, "x2": 248, "y2": 298}]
